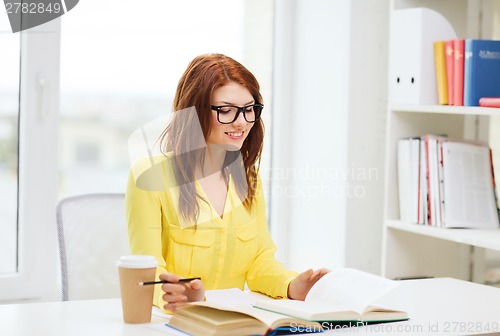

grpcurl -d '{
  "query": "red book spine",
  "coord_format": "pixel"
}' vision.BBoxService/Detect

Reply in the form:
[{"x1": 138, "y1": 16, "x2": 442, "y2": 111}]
[
  {"x1": 445, "y1": 40, "x2": 454, "y2": 105},
  {"x1": 417, "y1": 148, "x2": 421, "y2": 224},
  {"x1": 489, "y1": 149, "x2": 499, "y2": 218},
  {"x1": 453, "y1": 39, "x2": 465, "y2": 106},
  {"x1": 479, "y1": 97, "x2": 500, "y2": 108},
  {"x1": 425, "y1": 135, "x2": 433, "y2": 226}
]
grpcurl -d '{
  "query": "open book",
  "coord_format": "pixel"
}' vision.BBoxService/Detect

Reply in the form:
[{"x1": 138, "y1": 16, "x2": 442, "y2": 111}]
[
  {"x1": 254, "y1": 268, "x2": 408, "y2": 323},
  {"x1": 168, "y1": 300, "x2": 322, "y2": 336}
]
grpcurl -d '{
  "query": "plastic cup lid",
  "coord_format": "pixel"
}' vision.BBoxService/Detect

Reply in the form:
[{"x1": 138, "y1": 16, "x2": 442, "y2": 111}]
[{"x1": 117, "y1": 255, "x2": 158, "y2": 268}]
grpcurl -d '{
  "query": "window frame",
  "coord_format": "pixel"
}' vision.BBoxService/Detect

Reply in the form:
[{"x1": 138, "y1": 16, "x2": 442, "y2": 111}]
[{"x1": 0, "y1": 18, "x2": 61, "y2": 302}]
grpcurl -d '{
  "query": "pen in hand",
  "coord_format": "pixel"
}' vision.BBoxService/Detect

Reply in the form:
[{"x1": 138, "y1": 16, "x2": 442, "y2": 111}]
[{"x1": 138, "y1": 277, "x2": 201, "y2": 286}]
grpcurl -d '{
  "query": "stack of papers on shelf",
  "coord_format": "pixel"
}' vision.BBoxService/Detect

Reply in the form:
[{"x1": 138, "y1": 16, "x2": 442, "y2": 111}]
[{"x1": 397, "y1": 135, "x2": 500, "y2": 228}]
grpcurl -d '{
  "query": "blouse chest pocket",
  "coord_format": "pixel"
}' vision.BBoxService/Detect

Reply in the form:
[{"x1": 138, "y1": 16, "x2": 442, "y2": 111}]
[
  {"x1": 168, "y1": 226, "x2": 217, "y2": 279},
  {"x1": 231, "y1": 220, "x2": 259, "y2": 278}
]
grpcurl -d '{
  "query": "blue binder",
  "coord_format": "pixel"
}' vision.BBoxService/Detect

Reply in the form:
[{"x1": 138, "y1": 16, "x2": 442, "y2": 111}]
[{"x1": 464, "y1": 39, "x2": 500, "y2": 106}]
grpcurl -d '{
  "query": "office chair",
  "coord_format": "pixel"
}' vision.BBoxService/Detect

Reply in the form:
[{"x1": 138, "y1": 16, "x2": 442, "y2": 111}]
[{"x1": 56, "y1": 193, "x2": 130, "y2": 301}]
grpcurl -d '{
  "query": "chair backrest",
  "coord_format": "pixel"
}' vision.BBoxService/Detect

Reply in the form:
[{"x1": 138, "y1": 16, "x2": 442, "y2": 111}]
[{"x1": 56, "y1": 193, "x2": 129, "y2": 301}]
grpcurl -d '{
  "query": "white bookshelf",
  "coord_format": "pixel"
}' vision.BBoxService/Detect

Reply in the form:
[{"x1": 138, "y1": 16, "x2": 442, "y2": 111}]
[
  {"x1": 386, "y1": 220, "x2": 500, "y2": 252},
  {"x1": 382, "y1": 0, "x2": 500, "y2": 284},
  {"x1": 392, "y1": 105, "x2": 500, "y2": 116}
]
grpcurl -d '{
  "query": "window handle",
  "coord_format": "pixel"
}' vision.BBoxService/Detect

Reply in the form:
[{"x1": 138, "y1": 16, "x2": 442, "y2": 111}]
[{"x1": 36, "y1": 72, "x2": 50, "y2": 120}]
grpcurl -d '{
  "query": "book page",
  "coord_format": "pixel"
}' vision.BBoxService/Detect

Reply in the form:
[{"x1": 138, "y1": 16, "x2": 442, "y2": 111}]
[
  {"x1": 205, "y1": 288, "x2": 257, "y2": 307},
  {"x1": 254, "y1": 299, "x2": 361, "y2": 321},
  {"x1": 305, "y1": 268, "x2": 399, "y2": 314},
  {"x1": 150, "y1": 288, "x2": 257, "y2": 319}
]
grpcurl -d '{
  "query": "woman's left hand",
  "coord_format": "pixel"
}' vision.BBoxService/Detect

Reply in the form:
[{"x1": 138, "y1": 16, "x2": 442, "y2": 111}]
[{"x1": 287, "y1": 268, "x2": 330, "y2": 300}]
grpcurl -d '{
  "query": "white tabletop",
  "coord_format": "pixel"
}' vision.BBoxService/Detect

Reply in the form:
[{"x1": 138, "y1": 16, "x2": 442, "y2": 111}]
[
  {"x1": 332, "y1": 277, "x2": 500, "y2": 335},
  {"x1": 0, "y1": 298, "x2": 168, "y2": 336},
  {"x1": 0, "y1": 278, "x2": 499, "y2": 336}
]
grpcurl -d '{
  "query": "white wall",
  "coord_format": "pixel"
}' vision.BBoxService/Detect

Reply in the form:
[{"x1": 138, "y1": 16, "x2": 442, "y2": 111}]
[
  {"x1": 271, "y1": 0, "x2": 389, "y2": 274},
  {"x1": 345, "y1": 0, "x2": 390, "y2": 273},
  {"x1": 271, "y1": 0, "x2": 350, "y2": 271}
]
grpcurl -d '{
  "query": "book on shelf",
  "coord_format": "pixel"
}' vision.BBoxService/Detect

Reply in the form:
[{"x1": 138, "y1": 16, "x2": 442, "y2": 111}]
[
  {"x1": 433, "y1": 41, "x2": 449, "y2": 105},
  {"x1": 444, "y1": 40, "x2": 455, "y2": 105},
  {"x1": 479, "y1": 97, "x2": 500, "y2": 108},
  {"x1": 424, "y1": 134, "x2": 442, "y2": 226},
  {"x1": 397, "y1": 138, "x2": 421, "y2": 223},
  {"x1": 464, "y1": 40, "x2": 500, "y2": 106},
  {"x1": 253, "y1": 268, "x2": 408, "y2": 324},
  {"x1": 419, "y1": 138, "x2": 428, "y2": 225},
  {"x1": 397, "y1": 137, "x2": 430, "y2": 225},
  {"x1": 437, "y1": 140, "x2": 446, "y2": 227},
  {"x1": 167, "y1": 269, "x2": 408, "y2": 336},
  {"x1": 398, "y1": 135, "x2": 500, "y2": 229},
  {"x1": 452, "y1": 39, "x2": 465, "y2": 106},
  {"x1": 489, "y1": 149, "x2": 500, "y2": 221},
  {"x1": 434, "y1": 39, "x2": 464, "y2": 106},
  {"x1": 440, "y1": 140, "x2": 499, "y2": 228}
]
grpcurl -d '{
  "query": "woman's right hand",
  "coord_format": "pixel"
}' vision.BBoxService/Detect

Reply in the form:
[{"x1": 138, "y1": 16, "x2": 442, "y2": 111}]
[{"x1": 159, "y1": 272, "x2": 205, "y2": 312}]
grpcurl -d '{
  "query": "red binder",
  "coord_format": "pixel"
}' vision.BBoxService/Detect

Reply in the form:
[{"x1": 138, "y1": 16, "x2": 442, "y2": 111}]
[
  {"x1": 444, "y1": 40, "x2": 454, "y2": 105},
  {"x1": 452, "y1": 39, "x2": 465, "y2": 106}
]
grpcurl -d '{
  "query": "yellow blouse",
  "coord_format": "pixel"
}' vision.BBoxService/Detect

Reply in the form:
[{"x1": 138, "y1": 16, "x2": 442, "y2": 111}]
[{"x1": 125, "y1": 155, "x2": 297, "y2": 310}]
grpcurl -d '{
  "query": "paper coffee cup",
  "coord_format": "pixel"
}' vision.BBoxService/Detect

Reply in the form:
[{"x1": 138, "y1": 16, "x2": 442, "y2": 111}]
[{"x1": 117, "y1": 255, "x2": 158, "y2": 323}]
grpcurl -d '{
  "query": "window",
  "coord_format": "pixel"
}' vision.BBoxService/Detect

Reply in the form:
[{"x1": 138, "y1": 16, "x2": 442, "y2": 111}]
[
  {"x1": 0, "y1": 14, "x2": 20, "y2": 275},
  {"x1": 0, "y1": 15, "x2": 61, "y2": 301}
]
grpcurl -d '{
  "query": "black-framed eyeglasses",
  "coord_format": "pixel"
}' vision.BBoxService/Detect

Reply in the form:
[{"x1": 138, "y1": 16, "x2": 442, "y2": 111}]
[{"x1": 211, "y1": 103, "x2": 264, "y2": 124}]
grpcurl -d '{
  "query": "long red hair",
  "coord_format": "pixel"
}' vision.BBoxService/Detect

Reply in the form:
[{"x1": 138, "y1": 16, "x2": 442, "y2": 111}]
[{"x1": 160, "y1": 54, "x2": 264, "y2": 224}]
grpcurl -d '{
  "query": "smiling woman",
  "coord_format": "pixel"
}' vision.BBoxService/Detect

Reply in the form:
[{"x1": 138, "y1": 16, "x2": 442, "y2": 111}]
[{"x1": 126, "y1": 53, "x2": 330, "y2": 313}]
